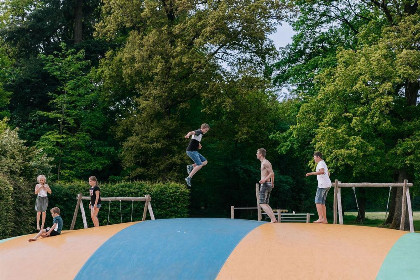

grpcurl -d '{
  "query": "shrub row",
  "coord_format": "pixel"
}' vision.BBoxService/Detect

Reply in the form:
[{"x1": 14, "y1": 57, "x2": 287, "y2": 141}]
[{"x1": 1, "y1": 181, "x2": 189, "y2": 239}]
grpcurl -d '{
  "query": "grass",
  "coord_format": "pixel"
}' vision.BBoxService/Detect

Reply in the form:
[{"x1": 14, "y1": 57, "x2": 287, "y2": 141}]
[{"x1": 342, "y1": 211, "x2": 420, "y2": 232}]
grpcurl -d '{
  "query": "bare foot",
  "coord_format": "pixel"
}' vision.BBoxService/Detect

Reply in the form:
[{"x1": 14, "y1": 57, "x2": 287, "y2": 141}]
[
  {"x1": 313, "y1": 219, "x2": 322, "y2": 223},
  {"x1": 36, "y1": 226, "x2": 40, "y2": 231},
  {"x1": 270, "y1": 220, "x2": 277, "y2": 223},
  {"x1": 321, "y1": 220, "x2": 328, "y2": 224},
  {"x1": 28, "y1": 238, "x2": 37, "y2": 242}
]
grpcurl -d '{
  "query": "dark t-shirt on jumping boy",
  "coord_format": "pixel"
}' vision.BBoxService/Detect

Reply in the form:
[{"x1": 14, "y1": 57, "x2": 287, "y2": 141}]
[
  {"x1": 89, "y1": 186, "x2": 101, "y2": 206},
  {"x1": 186, "y1": 129, "x2": 203, "y2": 151}
]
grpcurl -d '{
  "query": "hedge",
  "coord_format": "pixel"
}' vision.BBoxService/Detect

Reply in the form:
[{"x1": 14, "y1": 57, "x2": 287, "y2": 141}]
[{"x1": 1, "y1": 181, "x2": 189, "y2": 239}]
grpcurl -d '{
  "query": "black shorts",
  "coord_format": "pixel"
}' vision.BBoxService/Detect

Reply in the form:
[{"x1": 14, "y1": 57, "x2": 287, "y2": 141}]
[
  {"x1": 49, "y1": 230, "x2": 60, "y2": 236},
  {"x1": 259, "y1": 182, "x2": 272, "y2": 204}
]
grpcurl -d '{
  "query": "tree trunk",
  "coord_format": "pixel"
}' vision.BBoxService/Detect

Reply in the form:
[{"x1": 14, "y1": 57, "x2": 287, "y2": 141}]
[
  {"x1": 388, "y1": 170, "x2": 410, "y2": 230},
  {"x1": 405, "y1": 81, "x2": 419, "y2": 106},
  {"x1": 74, "y1": 0, "x2": 83, "y2": 44},
  {"x1": 356, "y1": 188, "x2": 366, "y2": 223}
]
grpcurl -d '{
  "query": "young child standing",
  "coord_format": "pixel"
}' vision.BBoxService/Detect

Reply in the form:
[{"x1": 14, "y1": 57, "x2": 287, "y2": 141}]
[
  {"x1": 306, "y1": 151, "x2": 332, "y2": 223},
  {"x1": 34, "y1": 175, "x2": 52, "y2": 230},
  {"x1": 28, "y1": 207, "x2": 63, "y2": 241},
  {"x1": 184, "y1": 123, "x2": 210, "y2": 187},
  {"x1": 89, "y1": 176, "x2": 101, "y2": 227}
]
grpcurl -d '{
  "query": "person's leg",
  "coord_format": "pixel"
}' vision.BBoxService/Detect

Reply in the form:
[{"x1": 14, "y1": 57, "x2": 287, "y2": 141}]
[
  {"x1": 36, "y1": 212, "x2": 41, "y2": 230},
  {"x1": 260, "y1": 204, "x2": 277, "y2": 223},
  {"x1": 314, "y1": 203, "x2": 323, "y2": 223},
  {"x1": 41, "y1": 212, "x2": 46, "y2": 229},
  {"x1": 28, "y1": 229, "x2": 46, "y2": 242},
  {"x1": 321, "y1": 204, "x2": 328, "y2": 223},
  {"x1": 259, "y1": 183, "x2": 276, "y2": 223},
  {"x1": 92, "y1": 207, "x2": 100, "y2": 227},
  {"x1": 189, "y1": 161, "x2": 207, "y2": 178}
]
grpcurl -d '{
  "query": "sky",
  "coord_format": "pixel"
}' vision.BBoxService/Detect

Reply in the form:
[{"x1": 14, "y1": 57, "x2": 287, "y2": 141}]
[{"x1": 269, "y1": 22, "x2": 295, "y2": 49}]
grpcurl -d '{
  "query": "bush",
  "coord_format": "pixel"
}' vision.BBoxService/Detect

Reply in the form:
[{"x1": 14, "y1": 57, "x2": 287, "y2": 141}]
[
  {"x1": 45, "y1": 181, "x2": 190, "y2": 230},
  {"x1": 0, "y1": 175, "x2": 14, "y2": 239}
]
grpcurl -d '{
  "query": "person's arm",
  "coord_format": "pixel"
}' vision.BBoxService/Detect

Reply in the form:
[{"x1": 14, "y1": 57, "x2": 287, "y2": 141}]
[
  {"x1": 184, "y1": 131, "x2": 195, "y2": 138},
  {"x1": 94, "y1": 190, "x2": 100, "y2": 208},
  {"x1": 306, "y1": 168, "x2": 325, "y2": 177},
  {"x1": 34, "y1": 184, "x2": 41, "y2": 194},
  {"x1": 45, "y1": 223, "x2": 57, "y2": 236},
  {"x1": 271, "y1": 172, "x2": 275, "y2": 188},
  {"x1": 45, "y1": 184, "x2": 52, "y2": 194}
]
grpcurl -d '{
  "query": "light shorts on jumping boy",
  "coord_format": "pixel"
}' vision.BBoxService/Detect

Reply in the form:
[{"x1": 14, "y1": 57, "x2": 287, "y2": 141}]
[{"x1": 186, "y1": 151, "x2": 207, "y2": 166}]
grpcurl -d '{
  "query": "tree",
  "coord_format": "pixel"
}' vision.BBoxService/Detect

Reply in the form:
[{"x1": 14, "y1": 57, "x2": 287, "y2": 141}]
[
  {"x1": 0, "y1": 119, "x2": 52, "y2": 238},
  {"x1": 36, "y1": 44, "x2": 118, "y2": 181},
  {"x1": 96, "y1": 0, "x2": 284, "y2": 180}
]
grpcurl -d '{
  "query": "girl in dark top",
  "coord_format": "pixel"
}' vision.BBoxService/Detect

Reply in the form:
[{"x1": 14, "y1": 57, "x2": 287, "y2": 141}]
[{"x1": 88, "y1": 176, "x2": 101, "y2": 227}]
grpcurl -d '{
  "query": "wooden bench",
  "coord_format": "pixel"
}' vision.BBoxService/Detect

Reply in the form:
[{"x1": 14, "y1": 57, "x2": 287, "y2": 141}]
[
  {"x1": 231, "y1": 206, "x2": 287, "y2": 220},
  {"x1": 274, "y1": 212, "x2": 314, "y2": 223}
]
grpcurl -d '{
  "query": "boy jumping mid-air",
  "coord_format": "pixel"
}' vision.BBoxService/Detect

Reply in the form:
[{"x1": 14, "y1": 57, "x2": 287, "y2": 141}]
[{"x1": 185, "y1": 123, "x2": 210, "y2": 187}]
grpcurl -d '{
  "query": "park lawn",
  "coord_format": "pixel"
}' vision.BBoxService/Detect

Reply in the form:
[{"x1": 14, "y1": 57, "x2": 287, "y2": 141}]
[{"x1": 343, "y1": 211, "x2": 420, "y2": 233}]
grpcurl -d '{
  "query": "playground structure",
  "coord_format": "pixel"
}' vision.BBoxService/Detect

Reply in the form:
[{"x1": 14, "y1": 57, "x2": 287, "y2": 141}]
[
  {"x1": 333, "y1": 179, "x2": 414, "y2": 232},
  {"x1": 1, "y1": 218, "x2": 420, "y2": 279},
  {"x1": 231, "y1": 183, "x2": 313, "y2": 222},
  {"x1": 70, "y1": 194, "x2": 155, "y2": 230}
]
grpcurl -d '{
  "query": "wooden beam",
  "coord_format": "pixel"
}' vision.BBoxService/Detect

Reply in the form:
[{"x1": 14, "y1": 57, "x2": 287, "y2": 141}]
[
  {"x1": 80, "y1": 200, "x2": 87, "y2": 229},
  {"x1": 400, "y1": 180, "x2": 408, "y2": 231},
  {"x1": 256, "y1": 183, "x2": 262, "y2": 221},
  {"x1": 333, "y1": 180, "x2": 338, "y2": 224},
  {"x1": 337, "y1": 183, "x2": 413, "y2": 188},
  {"x1": 337, "y1": 187, "x2": 343, "y2": 225},
  {"x1": 80, "y1": 196, "x2": 148, "y2": 202},
  {"x1": 70, "y1": 193, "x2": 83, "y2": 230},
  {"x1": 406, "y1": 187, "x2": 414, "y2": 233},
  {"x1": 146, "y1": 195, "x2": 155, "y2": 220},
  {"x1": 231, "y1": 206, "x2": 234, "y2": 219}
]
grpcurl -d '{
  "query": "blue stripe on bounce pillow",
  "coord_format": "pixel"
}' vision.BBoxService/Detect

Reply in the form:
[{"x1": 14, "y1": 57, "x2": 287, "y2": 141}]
[
  {"x1": 75, "y1": 218, "x2": 264, "y2": 280},
  {"x1": 376, "y1": 233, "x2": 420, "y2": 280}
]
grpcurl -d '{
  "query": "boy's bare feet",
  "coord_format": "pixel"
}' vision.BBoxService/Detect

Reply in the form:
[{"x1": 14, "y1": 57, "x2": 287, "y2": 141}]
[
  {"x1": 270, "y1": 220, "x2": 277, "y2": 223},
  {"x1": 321, "y1": 220, "x2": 328, "y2": 224},
  {"x1": 313, "y1": 219, "x2": 322, "y2": 223}
]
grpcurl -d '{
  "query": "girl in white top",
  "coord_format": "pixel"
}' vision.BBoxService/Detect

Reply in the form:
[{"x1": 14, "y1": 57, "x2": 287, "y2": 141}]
[{"x1": 34, "y1": 175, "x2": 52, "y2": 230}]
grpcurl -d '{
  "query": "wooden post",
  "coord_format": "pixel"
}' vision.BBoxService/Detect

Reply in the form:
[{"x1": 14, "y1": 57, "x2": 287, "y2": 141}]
[
  {"x1": 333, "y1": 180, "x2": 338, "y2": 224},
  {"x1": 400, "y1": 179, "x2": 408, "y2": 231},
  {"x1": 147, "y1": 197, "x2": 155, "y2": 220},
  {"x1": 278, "y1": 211, "x2": 282, "y2": 223},
  {"x1": 231, "y1": 206, "x2": 234, "y2": 219},
  {"x1": 80, "y1": 200, "x2": 87, "y2": 229},
  {"x1": 70, "y1": 193, "x2": 83, "y2": 230},
  {"x1": 306, "y1": 213, "x2": 310, "y2": 223},
  {"x1": 405, "y1": 186, "x2": 414, "y2": 233},
  {"x1": 142, "y1": 195, "x2": 149, "y2": 221},
  {"x1": 337, "y1": 187, "x2": 343, "y2": 225},
  {"x1": 256, "y1": 183, "x2": 262, "y2": 221}
]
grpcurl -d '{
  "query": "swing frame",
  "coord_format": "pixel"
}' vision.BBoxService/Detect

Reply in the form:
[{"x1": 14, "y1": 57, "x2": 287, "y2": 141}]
[
  {"x1": 333, "y1": 179, "x2": 415, "y2": 232},
  {"x1": 70, "y1": 194, "x2": 155, "y2": 230}
]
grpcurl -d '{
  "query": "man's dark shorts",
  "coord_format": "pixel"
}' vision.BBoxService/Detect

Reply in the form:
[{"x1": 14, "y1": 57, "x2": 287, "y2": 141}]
[{"x1": 259, "y1": 182, "x2": 272, "y2": 204}]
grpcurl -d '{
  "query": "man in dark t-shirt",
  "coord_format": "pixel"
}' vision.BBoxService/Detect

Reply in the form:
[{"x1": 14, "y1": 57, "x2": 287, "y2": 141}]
[{"x1": 184, "y1": 123, "x2": 210, "y2": 187}]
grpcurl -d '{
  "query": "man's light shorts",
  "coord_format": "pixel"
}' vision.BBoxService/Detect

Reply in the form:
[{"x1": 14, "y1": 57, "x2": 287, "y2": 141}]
[{"x1": 315, "y1": 187, "x2": 330, "y2": 204}]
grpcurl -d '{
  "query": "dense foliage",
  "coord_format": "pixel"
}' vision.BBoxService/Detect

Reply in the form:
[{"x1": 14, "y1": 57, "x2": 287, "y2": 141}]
[{"x1": 0, "y1": 0, "x2": 419, "y2": 237}]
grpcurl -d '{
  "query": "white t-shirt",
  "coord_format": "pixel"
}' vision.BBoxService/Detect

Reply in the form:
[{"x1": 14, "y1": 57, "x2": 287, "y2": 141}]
[
  {"x1": 35, "y1": 184, "x2": 49, "y2": 197},
  {"x1": 316, "y1": 160, "x2": 331, "y2": 188}
]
